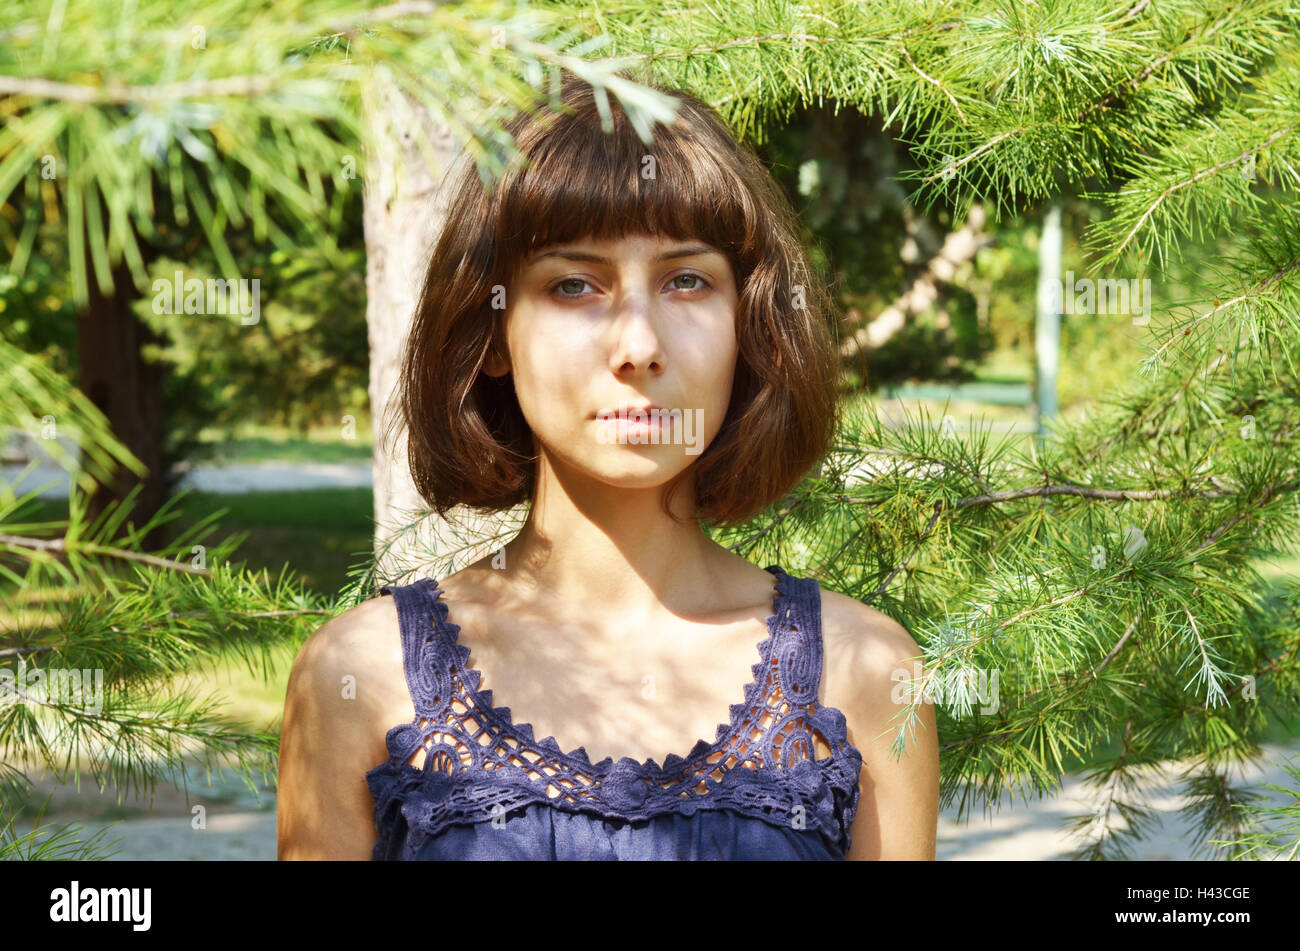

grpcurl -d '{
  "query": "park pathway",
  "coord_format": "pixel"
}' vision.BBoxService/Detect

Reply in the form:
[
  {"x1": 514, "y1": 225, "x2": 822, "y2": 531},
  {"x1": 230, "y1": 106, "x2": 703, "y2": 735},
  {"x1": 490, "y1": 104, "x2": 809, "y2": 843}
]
[{"x1": 3, "y1": 459, "x2": 374, "y2": 498}]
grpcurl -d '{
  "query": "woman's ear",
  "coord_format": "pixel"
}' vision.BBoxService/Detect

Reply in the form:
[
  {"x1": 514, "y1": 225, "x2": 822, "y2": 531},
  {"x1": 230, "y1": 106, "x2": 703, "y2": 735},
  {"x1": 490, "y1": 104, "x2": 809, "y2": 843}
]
[
  {"x1": 482, "y1": 301, "x2": 511, "y2": 377},
  {"x1": 483, "y1": 339, "x2": 510, "y2": 378}
]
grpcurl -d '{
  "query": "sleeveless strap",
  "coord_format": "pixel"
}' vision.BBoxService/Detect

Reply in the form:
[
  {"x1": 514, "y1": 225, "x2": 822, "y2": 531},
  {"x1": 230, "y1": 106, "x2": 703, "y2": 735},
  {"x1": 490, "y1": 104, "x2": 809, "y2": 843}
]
[
  {"x1": 381, "y1": 579, "x2": 456, "y2": 718},
  {"x1": 370, "y1": 566, "x2": 863, "y2": 854}
]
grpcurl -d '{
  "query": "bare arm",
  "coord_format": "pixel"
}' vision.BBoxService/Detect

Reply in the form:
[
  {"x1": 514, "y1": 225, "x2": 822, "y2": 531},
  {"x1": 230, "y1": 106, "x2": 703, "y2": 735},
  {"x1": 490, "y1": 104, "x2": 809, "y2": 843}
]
[
  {"x1": 823, "y1": 593, "x2": 940, "y2": 861},
  {"x1": 277, "y1": 596, "x2": 406, "y2": 860}
]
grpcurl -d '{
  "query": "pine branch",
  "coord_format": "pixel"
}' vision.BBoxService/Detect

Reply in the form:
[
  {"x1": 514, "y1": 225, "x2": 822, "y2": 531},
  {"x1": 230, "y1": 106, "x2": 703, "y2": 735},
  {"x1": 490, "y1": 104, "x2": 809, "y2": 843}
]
[
  {"x1": 1113, "y1": 127, "x2": 1299, "y2": 260},
  {"x1": 1083, "y1": 5, "x2": 1235, "y2": 118},
  {"x1": 0, "y1": 533, "x2": 211, "y2": 575},
  {"x1": 1092, "y1": 612, "x2": 1141, "y2": 676},
  {"x1": 1067, "y1": 718, "x2": 1161, "y2": 861},
  {"x1": 867, "y1": 501, "x2": 943, "y2": 602},
  {"x1": 836, "y1": 478, "x2": 1300, "y2": 511},
  {"x1": 1190, "y1": 479, "x2": 1298, "y2": 555},
  {"x1": 1143, "y1": 253, "x2": 1300, "y2": 367},
  {"x1": 0, "y1": 74, "x2": 285, "y2": 103}
]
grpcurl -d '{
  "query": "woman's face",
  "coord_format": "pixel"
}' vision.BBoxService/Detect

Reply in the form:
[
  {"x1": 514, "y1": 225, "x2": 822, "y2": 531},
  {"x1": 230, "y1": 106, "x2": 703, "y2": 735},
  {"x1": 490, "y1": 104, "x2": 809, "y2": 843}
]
[{"x1": 490, "y1": 232, "x2": 739, "y2": 491}]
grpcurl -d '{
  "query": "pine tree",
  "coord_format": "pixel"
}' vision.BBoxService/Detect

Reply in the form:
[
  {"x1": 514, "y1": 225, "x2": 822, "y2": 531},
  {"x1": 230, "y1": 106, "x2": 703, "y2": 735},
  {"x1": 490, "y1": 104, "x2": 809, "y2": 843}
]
[
  {"x1": 3, "y1": 0, "x2": 1299, "y2": 858},
  {"x1": 0, "y1": 337, "x2": 331, "y2": 857}
]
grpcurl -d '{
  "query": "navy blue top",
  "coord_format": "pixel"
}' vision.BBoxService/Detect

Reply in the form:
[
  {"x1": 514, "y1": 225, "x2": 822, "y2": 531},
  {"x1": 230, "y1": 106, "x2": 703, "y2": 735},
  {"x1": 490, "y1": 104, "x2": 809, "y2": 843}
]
[{"x1": 366, "y1": 565, "x2": 864, "y2": 860}]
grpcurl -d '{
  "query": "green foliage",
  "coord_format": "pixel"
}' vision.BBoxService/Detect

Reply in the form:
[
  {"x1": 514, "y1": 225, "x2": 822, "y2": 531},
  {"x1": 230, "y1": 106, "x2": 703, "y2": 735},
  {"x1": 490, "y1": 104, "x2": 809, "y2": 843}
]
[
  {"x1": 0, "y1": 792, "x2": 123, "y2": 860},
  {"x1": 140, "y1": 240, "x2": 369, "y2": 435},
  {"x1": 0, "y1": 343, "x2": 332, "y2": 859},
  {"x1": 0, "y1": 0, "x2": 686, "y2": 304},
  {"x1": 0, "y1": 335, "x2": 143, "y2": 494},
  {"x1": 1214, "y1": 755, "x2": 1300, "y2": 860}
]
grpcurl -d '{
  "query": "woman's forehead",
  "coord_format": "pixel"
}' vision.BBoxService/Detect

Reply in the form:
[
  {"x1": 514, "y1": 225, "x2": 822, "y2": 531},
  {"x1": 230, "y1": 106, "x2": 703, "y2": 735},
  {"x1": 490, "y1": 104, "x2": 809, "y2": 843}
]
[{"x1": 522, "y1": 232, "x2": 720, "y2": 263}]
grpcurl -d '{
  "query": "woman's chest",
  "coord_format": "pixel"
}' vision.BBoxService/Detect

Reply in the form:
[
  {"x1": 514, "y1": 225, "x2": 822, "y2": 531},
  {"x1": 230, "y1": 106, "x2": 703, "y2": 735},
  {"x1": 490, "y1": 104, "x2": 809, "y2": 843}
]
[{"x1": 386, "y1": 599, "x2": 782, "y2": 767}]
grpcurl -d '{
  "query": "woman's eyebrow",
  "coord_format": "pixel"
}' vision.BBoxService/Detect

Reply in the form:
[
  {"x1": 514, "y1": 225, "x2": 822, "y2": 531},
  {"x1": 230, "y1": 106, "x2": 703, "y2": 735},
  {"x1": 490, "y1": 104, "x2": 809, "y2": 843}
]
[{"x1": 527, "y1": 244, "x2": 720, "y2": 267}]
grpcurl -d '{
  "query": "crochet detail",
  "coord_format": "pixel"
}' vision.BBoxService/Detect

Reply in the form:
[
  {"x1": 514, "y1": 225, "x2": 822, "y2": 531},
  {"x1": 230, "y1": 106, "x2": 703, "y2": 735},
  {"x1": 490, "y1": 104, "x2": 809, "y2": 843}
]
[{"x1": 367, "y1": 565, "x2": 863, "y2": 854}]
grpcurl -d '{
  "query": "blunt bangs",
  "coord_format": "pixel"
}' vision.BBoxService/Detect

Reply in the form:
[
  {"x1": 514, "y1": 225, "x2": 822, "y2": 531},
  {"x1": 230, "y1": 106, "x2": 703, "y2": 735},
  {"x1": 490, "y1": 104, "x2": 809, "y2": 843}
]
[{"x1": 491, "y1": 93, "x2": 758, "y2": 291}]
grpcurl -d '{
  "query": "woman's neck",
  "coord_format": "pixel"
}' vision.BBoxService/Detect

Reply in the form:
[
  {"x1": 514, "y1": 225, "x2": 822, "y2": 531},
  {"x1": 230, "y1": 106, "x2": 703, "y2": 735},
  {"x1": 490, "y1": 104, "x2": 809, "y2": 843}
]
[{"x1": 491, "y1": 463, "x2": 751, "y2": 625}]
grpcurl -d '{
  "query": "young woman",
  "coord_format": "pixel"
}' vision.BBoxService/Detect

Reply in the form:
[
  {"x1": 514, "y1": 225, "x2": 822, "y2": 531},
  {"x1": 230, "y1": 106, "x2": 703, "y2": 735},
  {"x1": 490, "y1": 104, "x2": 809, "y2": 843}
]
[{"x1": 278, "y1": 71, "x2": 939, "y2": 860}]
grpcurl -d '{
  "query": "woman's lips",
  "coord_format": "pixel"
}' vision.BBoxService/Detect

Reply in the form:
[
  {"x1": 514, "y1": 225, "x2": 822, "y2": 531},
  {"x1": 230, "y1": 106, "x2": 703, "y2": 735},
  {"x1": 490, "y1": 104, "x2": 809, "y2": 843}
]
[
  {"x1": 591, "y1": 406, "x2": 671, "y2": 432},
  {"x1": 590, "y1": 404, "x2": 663, "y2": 418}
]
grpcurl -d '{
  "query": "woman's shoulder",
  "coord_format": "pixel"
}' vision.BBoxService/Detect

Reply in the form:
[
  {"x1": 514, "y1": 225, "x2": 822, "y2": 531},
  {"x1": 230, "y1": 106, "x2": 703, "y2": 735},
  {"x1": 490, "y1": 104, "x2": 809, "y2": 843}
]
[
  {"x1": 278, "y1": 594, "x2": 411, "y2": 860},
  {"x1": 818, "y1": 587, "x2": 916, "y2": 654},
  {"x1": 284, "y1": 593, "x2": 413, "y2": 740},
  {"x1": 816, "y1": 585, "x2": 940, "y2": 861},
  {"x1": 816, "y1": 586, "x2": 922, "y2": 720},
  {"x1": 292, "y1": 594, "x2": 402, "y2": 680}
]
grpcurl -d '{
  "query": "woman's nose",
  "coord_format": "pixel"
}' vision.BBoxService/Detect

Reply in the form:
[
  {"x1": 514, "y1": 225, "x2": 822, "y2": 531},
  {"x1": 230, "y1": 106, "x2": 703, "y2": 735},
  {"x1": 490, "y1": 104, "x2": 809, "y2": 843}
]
[{"x1": 607, "y1": 298, "x2": 666, "y2": 375}]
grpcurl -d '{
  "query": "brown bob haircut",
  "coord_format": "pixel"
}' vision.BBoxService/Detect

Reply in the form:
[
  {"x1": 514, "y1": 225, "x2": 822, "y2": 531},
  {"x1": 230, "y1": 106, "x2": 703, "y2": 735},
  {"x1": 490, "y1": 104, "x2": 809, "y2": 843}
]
[{"x1": 391, "y1": 69, "x2": 842, "y2": 529}]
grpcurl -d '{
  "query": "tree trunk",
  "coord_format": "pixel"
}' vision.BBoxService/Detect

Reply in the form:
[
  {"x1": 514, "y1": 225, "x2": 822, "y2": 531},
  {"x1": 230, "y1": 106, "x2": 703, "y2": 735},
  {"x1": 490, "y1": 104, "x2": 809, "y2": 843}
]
[
  {"x1": 77, "y1": 258, "x2": 166, "y2": 547},
  {"x1": 362, "y1": 71, "x2": 504, "y2": 583}
]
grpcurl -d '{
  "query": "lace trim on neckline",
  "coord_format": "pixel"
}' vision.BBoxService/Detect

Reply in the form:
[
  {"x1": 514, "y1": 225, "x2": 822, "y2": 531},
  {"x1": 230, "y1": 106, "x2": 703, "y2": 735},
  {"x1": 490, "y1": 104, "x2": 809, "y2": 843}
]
[
  {"x1": 368, "y1": 564, "x2": 864, "y2": 854},
  {"x1": 423, "y1": 564, "x2": 790, "y2": 774}
]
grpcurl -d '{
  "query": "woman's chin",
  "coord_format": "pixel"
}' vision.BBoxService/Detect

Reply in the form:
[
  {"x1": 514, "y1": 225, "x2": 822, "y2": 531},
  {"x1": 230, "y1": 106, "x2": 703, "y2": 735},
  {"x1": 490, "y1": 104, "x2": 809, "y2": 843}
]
[{"x1": 584, "y1": 457, "x2": 692, "y2": 489}]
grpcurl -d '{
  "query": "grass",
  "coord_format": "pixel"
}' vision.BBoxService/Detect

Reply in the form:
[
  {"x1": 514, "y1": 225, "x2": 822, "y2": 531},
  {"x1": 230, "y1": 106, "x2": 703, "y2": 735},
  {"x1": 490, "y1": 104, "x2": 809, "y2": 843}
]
[
  {"x1": 195, "y1": 435, "x2": 373, "y2": 465},
  {"x1": 5, "y1": 487, "x2": 373, "y2": 750},
  {"x1": 163, "y1": 487, "x2": 376, "y2": 596},
  {"x1": 14, "y1": 486, "x2": 376, "y2": 599},
  {"x1": 191, "y1": 419, "x2": 375, "y2": 465}
]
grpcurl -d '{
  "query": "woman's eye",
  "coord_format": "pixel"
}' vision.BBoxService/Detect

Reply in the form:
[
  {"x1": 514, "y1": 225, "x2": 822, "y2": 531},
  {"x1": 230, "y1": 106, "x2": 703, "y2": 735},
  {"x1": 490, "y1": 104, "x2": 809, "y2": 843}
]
[
  {"x1": 551, "y1": 278, "x2": 592, "y2": 297},
  {"x1": 670, "y1": 273, "x2": 710, "y2": 292},
  {"x1": 548, "y1": 273, "x2": 711, "y2": 298}
]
